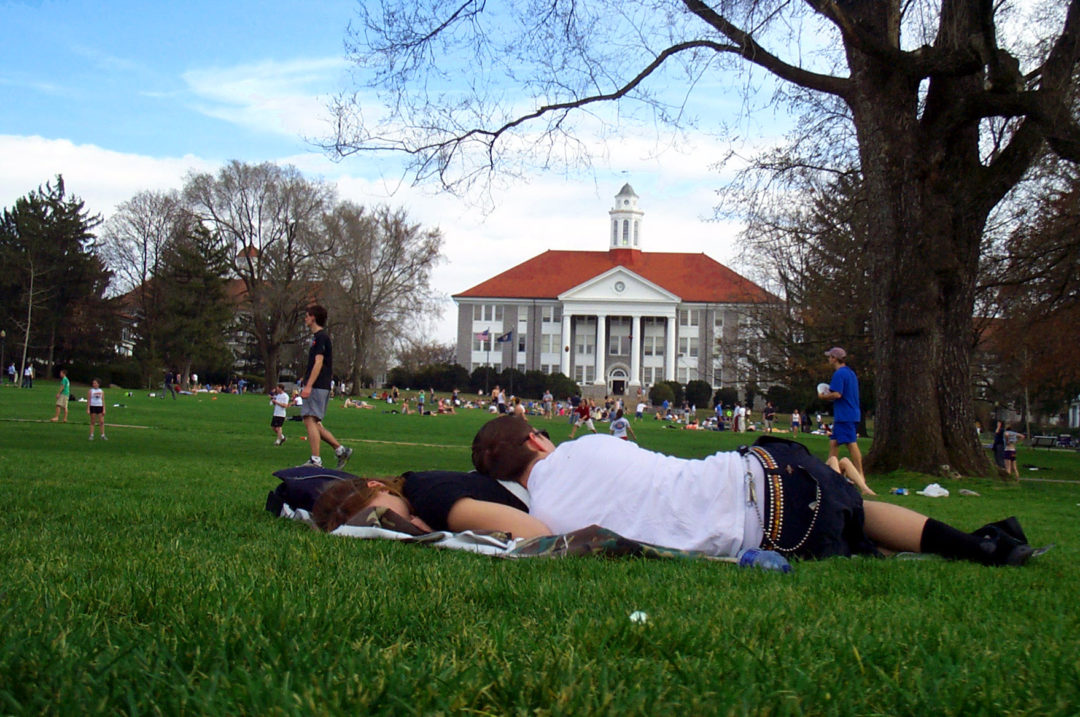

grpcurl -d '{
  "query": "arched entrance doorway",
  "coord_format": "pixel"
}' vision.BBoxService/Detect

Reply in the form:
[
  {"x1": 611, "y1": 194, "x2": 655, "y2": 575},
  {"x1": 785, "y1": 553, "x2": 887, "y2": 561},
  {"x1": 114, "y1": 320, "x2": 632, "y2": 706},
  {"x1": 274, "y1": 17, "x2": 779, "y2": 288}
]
[{"x1": 608, "y1": 366, "x2": 629, "y2": 396}]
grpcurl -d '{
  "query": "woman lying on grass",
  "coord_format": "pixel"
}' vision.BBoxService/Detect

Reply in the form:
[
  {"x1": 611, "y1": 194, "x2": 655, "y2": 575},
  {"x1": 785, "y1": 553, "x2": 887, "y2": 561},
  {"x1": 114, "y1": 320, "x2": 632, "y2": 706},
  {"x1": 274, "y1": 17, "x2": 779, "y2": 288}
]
[{"x1": 314, "y1": 416, "x2": 1036, "y2": 566}]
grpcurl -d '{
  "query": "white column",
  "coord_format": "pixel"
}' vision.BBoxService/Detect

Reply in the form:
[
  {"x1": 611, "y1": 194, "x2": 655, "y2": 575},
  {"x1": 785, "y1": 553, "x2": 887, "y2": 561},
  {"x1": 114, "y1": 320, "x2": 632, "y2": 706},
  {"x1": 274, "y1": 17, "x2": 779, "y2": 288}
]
[
  {"x1": 629, "y1": 314, "x2": 642, "y2": 387},
  {"x1": 594, "y1": 314, "x2": 607, "y2": 385},
  {"x1": 665, "y1": 314, "x2": 676, "y2": 381},
  {"x1": 560, "y1": 312, "x2": 572, "y2": 377}
]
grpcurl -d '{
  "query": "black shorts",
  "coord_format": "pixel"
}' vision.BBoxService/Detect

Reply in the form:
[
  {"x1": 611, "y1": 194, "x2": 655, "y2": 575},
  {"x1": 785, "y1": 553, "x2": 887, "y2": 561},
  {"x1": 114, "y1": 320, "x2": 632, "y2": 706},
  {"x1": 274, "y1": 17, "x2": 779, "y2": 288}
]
[
  {"x1": 89, "y1": 406, "x2": 104, "y2": 415},
  {"x1": 748, "y1": 436, "x2": 880, "y2": 560},
  {"x1": 271, "y1": 416, "x2": 285, "y2": 428}
]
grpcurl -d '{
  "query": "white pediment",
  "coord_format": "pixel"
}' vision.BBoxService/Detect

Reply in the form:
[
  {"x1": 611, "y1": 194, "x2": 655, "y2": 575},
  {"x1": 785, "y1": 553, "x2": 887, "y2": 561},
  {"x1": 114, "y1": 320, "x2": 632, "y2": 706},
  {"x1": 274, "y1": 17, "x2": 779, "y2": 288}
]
[{"x1": 558, "y1": 266, "x2": 680, "y2": 303}]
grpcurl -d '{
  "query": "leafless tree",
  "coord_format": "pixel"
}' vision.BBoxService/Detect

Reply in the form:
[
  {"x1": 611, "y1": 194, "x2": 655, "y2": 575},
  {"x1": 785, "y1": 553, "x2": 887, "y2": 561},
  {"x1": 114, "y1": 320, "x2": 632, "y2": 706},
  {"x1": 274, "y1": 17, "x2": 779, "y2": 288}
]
[
  {"x1": 318, "y1": 201, "x2": 444, "y2": 392},
  {"x1": 184, "y1": 161, "x2": 334, "y2": 388},
  {"x1": 99, "y1": 190, "x2": 184, "y2": 378}
]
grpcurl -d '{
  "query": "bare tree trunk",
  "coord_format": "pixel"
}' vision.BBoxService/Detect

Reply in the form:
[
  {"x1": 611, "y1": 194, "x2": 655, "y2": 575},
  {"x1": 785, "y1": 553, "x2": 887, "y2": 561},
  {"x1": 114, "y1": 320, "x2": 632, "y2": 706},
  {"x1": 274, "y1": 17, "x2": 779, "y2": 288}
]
[
  {"x1": 19, "y1": 261, "x2": 34, "y2": 388},
  {"x1": 46, "y1": 324, "x2": 56, "y2": 378}
]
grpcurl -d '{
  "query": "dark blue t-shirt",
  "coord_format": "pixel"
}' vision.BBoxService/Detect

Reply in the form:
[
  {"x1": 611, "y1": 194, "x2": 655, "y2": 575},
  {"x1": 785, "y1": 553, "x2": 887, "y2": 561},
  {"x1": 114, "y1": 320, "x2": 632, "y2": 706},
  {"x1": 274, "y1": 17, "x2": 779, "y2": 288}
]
[
  {"x1": 829, "y1": 365, "x2": 860, "y2": 422},
  {"x1": 305, "y1": 329, "x2": 332, "y2": 390}
]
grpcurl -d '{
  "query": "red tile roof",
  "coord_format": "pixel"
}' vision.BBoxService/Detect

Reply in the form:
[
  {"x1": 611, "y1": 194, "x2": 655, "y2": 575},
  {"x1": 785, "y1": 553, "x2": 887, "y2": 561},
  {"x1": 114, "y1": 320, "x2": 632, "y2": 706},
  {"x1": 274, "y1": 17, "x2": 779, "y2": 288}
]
[{"x1": 455, "y1": 249, "x2": 773, "y2": 303}]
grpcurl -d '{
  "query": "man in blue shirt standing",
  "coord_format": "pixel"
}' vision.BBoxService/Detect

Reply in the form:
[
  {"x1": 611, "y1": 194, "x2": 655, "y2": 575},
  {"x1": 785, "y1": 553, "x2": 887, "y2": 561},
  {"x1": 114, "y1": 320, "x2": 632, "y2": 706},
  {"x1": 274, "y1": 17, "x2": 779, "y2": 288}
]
[{"x1": 819, "y1": 346, "x2": 863, "y2": 478}]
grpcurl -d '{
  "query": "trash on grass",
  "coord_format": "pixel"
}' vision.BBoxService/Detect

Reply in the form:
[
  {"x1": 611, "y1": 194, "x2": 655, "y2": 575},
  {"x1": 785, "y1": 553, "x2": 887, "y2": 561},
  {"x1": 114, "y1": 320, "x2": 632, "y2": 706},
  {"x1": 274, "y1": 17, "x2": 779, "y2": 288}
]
[{"x1": 916, "y1": 483, "x2": 949, "y2": 498}]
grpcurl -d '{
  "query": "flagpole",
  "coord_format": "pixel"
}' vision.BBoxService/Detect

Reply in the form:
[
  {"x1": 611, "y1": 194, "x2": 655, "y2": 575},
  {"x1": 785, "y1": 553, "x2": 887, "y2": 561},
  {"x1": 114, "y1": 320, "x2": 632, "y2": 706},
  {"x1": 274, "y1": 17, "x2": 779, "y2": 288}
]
[{"x1": 485, "y1": 327, "x2": 491, "y2": 395}]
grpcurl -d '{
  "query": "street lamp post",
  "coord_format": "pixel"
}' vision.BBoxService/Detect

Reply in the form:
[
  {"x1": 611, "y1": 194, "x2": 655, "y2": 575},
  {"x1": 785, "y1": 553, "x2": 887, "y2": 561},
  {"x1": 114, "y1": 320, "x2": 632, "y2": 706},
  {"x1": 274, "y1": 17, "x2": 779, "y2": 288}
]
[{"x1": 0, "y1": 330, "x2": 5, "y2": 385}]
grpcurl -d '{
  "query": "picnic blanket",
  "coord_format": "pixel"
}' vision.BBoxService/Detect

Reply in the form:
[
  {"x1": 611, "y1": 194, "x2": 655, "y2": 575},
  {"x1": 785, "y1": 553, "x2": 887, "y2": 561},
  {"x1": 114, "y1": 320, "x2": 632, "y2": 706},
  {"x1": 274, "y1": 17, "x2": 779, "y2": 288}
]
[
  {"x1": 278, "y1": 499, "x2": 740, "y2": 562},
  {"x1": 266, "y1": 466, "x2": 743, "y2": 563}
]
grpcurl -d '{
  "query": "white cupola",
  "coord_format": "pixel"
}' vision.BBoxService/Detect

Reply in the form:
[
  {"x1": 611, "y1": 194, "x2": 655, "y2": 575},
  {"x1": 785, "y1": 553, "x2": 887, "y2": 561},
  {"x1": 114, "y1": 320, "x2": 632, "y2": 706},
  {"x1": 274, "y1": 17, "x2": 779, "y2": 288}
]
[{"x1": 608, "y1": 183, "x2": 643, "y2": 250}]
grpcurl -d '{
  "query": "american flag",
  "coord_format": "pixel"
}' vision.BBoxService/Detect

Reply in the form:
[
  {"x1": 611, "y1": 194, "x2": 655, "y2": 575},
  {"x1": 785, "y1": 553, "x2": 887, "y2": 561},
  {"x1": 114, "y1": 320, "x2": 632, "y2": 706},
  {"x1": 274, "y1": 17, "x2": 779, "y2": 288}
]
[{"x1": 474, "y1": 329, "x2": 490, "y2": 341}]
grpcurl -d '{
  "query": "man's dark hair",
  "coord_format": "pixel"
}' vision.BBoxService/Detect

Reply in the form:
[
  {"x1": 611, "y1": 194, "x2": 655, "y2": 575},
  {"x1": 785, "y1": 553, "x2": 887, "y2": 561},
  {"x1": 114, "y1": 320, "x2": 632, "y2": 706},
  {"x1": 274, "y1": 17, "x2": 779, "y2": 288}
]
[
  {"x1": 306, "y1": 304, "x2": 328, "y2": 327},
  {"x1": 471, "y1": 415, "x2": 536, "y2": 480}
]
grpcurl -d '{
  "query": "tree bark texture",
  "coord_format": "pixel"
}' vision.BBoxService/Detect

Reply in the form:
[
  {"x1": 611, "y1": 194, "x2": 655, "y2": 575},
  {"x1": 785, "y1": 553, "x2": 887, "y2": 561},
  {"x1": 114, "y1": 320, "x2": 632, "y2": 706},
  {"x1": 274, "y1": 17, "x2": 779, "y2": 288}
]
[{"x1": 846, "y1": 3, "x2": 993, "y2": 474}]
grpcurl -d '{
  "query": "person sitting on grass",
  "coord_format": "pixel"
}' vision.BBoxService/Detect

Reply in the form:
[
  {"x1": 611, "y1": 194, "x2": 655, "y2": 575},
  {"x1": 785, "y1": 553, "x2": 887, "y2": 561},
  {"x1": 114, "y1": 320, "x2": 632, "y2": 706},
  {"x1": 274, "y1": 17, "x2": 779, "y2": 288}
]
[{"x1": 312, "y1": 415, "x2": 1038, "y2": 567}]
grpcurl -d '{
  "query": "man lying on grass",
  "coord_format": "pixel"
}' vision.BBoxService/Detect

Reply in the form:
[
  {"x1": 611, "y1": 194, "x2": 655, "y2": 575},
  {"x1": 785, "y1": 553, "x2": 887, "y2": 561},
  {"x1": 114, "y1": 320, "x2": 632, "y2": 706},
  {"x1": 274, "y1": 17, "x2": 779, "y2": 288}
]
[{"x1": 313, "y1": 415, "x2": 1036, "y2": 566}]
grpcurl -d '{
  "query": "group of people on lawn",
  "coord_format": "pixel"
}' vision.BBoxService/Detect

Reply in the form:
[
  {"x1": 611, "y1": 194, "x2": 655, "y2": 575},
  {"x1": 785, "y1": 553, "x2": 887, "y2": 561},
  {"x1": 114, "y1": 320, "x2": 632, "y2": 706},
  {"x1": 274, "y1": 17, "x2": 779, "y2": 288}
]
[{"x1": 291, "y1": 305, "x2": 1037, "y2": 567}]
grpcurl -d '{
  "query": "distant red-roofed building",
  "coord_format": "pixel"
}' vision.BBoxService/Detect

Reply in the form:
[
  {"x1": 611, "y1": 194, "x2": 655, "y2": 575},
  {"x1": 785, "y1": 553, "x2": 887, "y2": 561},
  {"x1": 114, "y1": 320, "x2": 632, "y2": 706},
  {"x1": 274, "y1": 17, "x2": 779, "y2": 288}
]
[{"x1": 453, "y1": 184, "x2": 775, "y2": 395}]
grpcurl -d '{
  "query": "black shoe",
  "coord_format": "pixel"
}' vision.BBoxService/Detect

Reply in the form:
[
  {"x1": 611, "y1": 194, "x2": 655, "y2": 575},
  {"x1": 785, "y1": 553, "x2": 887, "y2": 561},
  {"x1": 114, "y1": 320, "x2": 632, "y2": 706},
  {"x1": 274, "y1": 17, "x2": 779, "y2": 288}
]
[
  {"x1": 971, "y1": 516, "x2": 1028, "y2": 545},
  {"x1": 976, "y1": 526, "x2": 1033, "y2": 566}
]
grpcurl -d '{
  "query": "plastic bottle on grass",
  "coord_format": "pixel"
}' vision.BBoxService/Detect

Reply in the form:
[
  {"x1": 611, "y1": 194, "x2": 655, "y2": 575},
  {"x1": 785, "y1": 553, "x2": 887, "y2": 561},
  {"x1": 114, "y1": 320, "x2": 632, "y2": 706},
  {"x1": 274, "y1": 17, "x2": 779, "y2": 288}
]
[{"x1": 736, "y1": 548, "x2": 792, "y2": 573}]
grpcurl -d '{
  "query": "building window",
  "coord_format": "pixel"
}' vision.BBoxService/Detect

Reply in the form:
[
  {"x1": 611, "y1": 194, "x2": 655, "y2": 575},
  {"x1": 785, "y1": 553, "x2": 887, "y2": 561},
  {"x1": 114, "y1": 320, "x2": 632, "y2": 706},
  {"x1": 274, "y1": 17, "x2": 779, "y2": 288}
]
[
  {"x1": 575, "y1": 332, "x2": 595, "y2": 356},
  {"x1": 541, "y1": 305, "x2": 561, "y2": 323},
  {"x1": 517, "y1": 363, "x2": 525, "y2": 372},
  {"x1": 574, "y1": 365, "x2": 595, "y2": 384},
  {"x1": 518, "y1": 334, "x2": 526, "y2": 352},
  {"x1": 608, "y1": 335, "x2": 631, "y2": 355},
  {"x1": 611, "y1": 220, "x2": 618, "y2": 245},
  {"x1": 642, "y1": 336, "x2": 664, "y2": 356},
  {"x1": 473, "y1": 304, "x2": 505, "y2": 322},
  {"x1": 634, "y1": 220, "x2": 639, "y2": 246},
  {"x1": 677, "y1": 366, "x2": 699, "y2": 383},
  {"x1": 679, "y1": 309, "x2": 700, "y2": 327},
  {"x1": 679, "y1": 336, "x2": 699, "y2": 358},
  {"x1": 622, "y1": 219, "x2": 630, "y2": 244}
]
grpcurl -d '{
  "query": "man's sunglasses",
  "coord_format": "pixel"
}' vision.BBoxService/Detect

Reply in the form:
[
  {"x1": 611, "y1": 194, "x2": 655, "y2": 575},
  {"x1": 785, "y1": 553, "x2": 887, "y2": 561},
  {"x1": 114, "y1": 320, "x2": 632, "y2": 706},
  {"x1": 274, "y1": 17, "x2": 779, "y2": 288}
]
[{"x1": 523, "y1": 428, "x2": 550, "y2": 443}]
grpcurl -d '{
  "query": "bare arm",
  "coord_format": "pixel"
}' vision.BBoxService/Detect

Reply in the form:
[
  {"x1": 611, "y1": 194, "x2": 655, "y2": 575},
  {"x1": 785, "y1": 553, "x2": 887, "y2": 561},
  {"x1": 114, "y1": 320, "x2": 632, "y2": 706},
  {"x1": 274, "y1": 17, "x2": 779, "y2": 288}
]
[{"x1": 445, "y1": 498, "x2": 551, "y2": 539}]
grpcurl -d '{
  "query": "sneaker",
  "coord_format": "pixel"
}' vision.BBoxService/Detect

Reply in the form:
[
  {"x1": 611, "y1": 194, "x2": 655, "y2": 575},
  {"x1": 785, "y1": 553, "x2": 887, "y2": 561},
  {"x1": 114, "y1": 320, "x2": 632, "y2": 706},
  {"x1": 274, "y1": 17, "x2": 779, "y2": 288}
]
[
  {"x1": 303, "y1": 458, "x2": 323, "y2": 467},
  {"x1": 101, "y1": 435, "x2": 107, "y2": 441},
  {"x1": 279, "y1": 436, "x2": 286, "y2": 445},
  {"x1": 89, "y1": 435, "x2": 94, "y2": 441},
  {"x1": 335, "y1": 446, "x2": 353, "y2": 469},
  {"x1": 273, "y1": 438, "x2": 282, "y2": 446}
]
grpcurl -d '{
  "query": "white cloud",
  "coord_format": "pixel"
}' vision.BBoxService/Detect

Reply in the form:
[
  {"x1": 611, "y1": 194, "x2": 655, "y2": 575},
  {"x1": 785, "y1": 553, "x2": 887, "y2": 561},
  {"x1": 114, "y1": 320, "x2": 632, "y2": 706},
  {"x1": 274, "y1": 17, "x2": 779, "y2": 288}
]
[
  {"x1": 182, "y1": 57, "x2": 346, "y2": 139},
  {"x1": 0, "y1": 131, "x2": 757, "y2": 346},
  {"x1": 0, "y1": 135, "x2": 215, "y2": 216}
]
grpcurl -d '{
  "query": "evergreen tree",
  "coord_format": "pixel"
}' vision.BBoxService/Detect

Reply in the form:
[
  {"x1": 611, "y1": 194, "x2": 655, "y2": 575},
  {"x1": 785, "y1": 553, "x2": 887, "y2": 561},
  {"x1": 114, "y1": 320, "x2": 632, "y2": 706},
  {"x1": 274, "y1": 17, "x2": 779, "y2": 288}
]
[
  {"x1": 0, "y1": 176, "x2": 114, "y2": 377},
  {"x1": 155, "y1": 223, "x2": 235, "y2": 388}
]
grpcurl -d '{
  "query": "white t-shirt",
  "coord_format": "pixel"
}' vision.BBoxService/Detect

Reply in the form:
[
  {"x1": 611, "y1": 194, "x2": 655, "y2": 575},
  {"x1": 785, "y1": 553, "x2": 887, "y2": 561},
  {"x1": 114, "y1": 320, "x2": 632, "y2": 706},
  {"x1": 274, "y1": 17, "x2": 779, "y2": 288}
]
[
  {"x1": 526, "y1": 435, "x2": 757, "y2": 556},
  {"x1": 610, "y1": 417, "x2": 631, "y2": 439},
  {"x1": 272, "y1": 391, "x2": 289, "y2": 418},
  {"x1": 89, "y1": 388, "x2": 104, "y2": 407}
]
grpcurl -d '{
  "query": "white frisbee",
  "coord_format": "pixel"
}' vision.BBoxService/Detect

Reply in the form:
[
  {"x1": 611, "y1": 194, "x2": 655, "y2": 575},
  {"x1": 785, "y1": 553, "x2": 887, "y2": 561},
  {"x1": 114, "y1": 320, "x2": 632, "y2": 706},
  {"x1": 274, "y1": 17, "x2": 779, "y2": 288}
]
[{"x1": 817, "y1": 383, "x2": 831, "y2": 396}]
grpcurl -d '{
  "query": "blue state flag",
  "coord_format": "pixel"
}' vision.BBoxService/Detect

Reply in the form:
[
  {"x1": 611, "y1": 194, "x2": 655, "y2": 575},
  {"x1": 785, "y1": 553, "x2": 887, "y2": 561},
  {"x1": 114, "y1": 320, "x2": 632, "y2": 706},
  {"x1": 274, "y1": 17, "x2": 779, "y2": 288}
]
[{"x1": 496, "y1": 331, "x2": 514, "y2": 343}]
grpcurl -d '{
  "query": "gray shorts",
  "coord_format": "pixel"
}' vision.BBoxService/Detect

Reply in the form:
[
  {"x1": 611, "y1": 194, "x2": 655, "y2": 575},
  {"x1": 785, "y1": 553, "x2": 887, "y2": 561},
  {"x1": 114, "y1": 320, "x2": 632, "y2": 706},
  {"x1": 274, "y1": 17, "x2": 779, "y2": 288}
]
[{"x1": 301, "y1": 388, "x2": 329, "y2": 421}]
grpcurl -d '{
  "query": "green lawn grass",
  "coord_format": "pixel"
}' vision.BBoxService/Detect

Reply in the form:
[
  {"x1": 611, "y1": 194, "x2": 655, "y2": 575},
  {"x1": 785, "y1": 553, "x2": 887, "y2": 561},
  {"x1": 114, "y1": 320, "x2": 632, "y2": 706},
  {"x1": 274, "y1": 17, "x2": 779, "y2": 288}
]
[{"x1": 2, "y1": 382, "x2": 1079, "y2": 715}]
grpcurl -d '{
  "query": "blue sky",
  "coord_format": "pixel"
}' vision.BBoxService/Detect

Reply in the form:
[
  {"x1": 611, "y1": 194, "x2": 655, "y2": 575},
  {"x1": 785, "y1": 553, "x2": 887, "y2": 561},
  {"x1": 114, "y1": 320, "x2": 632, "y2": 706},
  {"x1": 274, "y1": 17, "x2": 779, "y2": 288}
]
[{"x1": 1, "y1": 0, "x2": 775, "y2": 343}]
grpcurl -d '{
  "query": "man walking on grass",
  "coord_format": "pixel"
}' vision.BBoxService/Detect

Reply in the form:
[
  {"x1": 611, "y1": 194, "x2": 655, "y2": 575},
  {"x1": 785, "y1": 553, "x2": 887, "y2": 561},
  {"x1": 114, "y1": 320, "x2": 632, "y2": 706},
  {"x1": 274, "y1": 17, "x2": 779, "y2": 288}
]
[
  {"x1": 299, "y1": 304, "x2": 352, "y2": 469},
  {"x1": 819, "y1": 346, "x2": 864, "y2": 478}
]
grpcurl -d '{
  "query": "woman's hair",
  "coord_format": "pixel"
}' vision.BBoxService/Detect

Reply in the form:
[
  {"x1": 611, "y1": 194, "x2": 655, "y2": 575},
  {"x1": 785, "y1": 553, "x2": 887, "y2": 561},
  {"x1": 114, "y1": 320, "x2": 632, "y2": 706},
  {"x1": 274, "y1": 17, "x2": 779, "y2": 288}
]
[
  {"x1": 311, "y1": 476, "x2": 408, "y2": 532},
  {"x1": 471, "y1": 415, "x2": 537, "y2": 480}
]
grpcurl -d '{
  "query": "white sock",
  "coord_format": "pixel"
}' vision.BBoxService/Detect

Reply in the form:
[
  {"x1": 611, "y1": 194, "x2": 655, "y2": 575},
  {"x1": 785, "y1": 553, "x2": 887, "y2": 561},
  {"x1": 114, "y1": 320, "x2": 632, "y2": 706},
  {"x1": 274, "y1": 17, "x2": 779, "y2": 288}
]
[{"x1": 311, "y1": 456, "x2": 322, "y2": 464}]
